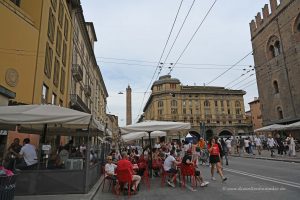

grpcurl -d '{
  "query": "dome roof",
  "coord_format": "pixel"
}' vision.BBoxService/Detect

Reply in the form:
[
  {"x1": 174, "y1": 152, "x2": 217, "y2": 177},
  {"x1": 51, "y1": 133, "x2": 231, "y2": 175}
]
[{"x1": 152, "y1": 75, "x2": 180, "y2": 87}]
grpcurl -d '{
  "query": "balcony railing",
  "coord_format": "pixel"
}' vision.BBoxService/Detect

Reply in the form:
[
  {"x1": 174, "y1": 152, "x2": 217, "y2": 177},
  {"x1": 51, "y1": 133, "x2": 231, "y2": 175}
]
[
  {"x1": 70, "y1": 94, "x2": 91, "y2": 113},
  {"x1": 84, "y1": 85, "x2": 91, "y2": 96},
  {"x1": 72, "y1": 64, "x2": 83, "y2": 82}
]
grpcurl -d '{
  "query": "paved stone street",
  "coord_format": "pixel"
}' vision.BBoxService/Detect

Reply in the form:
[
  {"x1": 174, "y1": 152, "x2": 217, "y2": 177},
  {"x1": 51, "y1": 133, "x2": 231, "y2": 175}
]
[{"x1": 94, "y1": 156, "x2": 300, "y2": 200}]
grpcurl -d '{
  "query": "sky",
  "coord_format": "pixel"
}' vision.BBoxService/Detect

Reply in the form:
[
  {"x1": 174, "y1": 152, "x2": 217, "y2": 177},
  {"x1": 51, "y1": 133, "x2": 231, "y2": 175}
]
[{"x1": 81, "y1": 0, "x2": 272, "y2": 126}]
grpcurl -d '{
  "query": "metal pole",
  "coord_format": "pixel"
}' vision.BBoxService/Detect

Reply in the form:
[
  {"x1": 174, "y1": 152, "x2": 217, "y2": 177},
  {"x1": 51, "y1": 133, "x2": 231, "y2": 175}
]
[
  {"x1": 148, "y1": 132, "x2": 153, "y2": 178},
  {"x1": 37, "y1": 124, "x2": 47, "y2": 170},
  {"x1": 84, "y1": 118, "x2": 92, "y2": 193}
]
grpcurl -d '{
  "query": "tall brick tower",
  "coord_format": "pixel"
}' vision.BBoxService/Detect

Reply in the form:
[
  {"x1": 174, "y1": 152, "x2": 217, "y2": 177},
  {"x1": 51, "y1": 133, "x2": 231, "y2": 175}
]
[
  {"x1": 249, "y1": 0, "x2": 300, "y2": 125},
  {"x1": 126, "y1": 85, "x2": 132, "y2": 125}
]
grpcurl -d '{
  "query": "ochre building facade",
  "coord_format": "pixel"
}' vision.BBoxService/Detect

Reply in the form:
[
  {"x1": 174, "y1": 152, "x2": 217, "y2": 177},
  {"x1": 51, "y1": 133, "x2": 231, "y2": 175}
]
[{"x1": 142, "y1": 75, "x2": 252, "y2": 140}]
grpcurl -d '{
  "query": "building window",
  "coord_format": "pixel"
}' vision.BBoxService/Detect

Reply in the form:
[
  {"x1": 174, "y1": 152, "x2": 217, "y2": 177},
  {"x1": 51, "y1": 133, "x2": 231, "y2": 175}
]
[
  {"x1": 64, "y1": 16, "x2": 69, "y2": 40},
  {"x1": 207, "y1": 120, "x2": 210, "y2": 124},
  {"x1": 183, "y1": 100, "x2": 186, "y2": 106},
  {"x1": 170, "y1": 83, "x2": 176, "y2": 89},
  {"x1": 235, "y1": 101, "x2": 241, "y2": 107},
  {"x1": 274, "y1": 41, "x2": 281, "y2": 56},
  {"x1": 42, "y1": 84, "x2": 48, "y2": 104},
  {"x1": 62, "y1": 42, "x2": 67, "y2": 66},
  {"x1": 277, "y1": 107, "x2": 283, "y2": 119},
  {"x1": 220, "y1": 101, "x2": 224, "y2": 107},
  {"x1": 267, "y1": 36, "x2": 281, "y2": 59},
  {"x1": 158, "y1": 100, "x2": 163, "y2": 108},
  {"x1": 204, "y1": 100, "x2": 210, "y2": 107},
  {"x1": 44, "y1": 42, "x2": 53, "y2": 78},
  {"x1": 60, "y1": 68, "x2": 65, "y2": 93},
  {"x1": 51, "y1": 93, "x2": 57, "y2": 105},
  {"x1": 56, "y1": 30, "x2": 62, "y2": 55},
  {"x1": 227, "y1": 100, "x2": 230, "y2": 107},
  {"x1": 273, "y1": 80, "x2": 279, "y2": 94},
  {"x1": 189, "y1": 100, "x2": 192, "y2": 107},
  {"x1": 58, "y1": 1, "x2": 64, "y2": 27},
  {"x1": 157, "y1": 85, "x2": 162, "y2": 91},
  {"x1": 228, "y1": 109, "x2": 231, "y2": 114},
  {"x1": 53, "y1": 58, "x2": 60, "y2": 87},
  {"x1": 216, "y1": 121, "x2": 220, "y2": 124},
  {"x1": 158, "y1": 109, "x2": 163, "y2": 116},
  {"x1": 183, "y1": 117, "x2": 187, "y2": 122},
  {"x1": 171, "y1": 100, "x2": 177, "y2": 107},
  {"x1": 10, "y1": 0, "x2": 21, "y2": 6},
  {"x1": 183, "y1": 108, "x2": 186, "y2": 114},
  {"x1": 214, "y1": 101, "x2": 218, "y2": 107},
  {"x1": 229, "y1": 121, "x2": 232, "y2": 124},
  {"x1": 238, "y1": 120, "x2": 242, "y2": 124},
  {"x1": 190, "y1": 109, "x2": 193, "y2": 115},
  {"x1": 195, "y1": 106, "x2": 199, "y2": 114},
  {"x1": 47, "y1": 8, "x2": 56, "y2": 43},
  {"x1": 59, "y1": 99, "x2": 63, "y2": 106}
]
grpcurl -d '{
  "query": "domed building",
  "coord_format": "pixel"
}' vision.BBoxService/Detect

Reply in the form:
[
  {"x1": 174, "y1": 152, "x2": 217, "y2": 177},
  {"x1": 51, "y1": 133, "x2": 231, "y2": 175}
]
[{"x1": 141, "y1": 75, "x2": 252, "y2": 141}]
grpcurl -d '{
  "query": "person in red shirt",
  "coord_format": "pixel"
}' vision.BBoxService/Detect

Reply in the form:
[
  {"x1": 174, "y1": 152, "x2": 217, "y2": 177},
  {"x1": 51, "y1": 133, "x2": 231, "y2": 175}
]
[
  {"x1": 207, "y1": 138, "x2": 227, "y2": 182},
  {"x1": 117, "y1": 152, "x2": 141, "y2": 191}
]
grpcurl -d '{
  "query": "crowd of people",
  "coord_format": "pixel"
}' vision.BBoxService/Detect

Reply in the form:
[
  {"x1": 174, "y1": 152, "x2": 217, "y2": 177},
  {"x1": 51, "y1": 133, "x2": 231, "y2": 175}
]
[
  {"x1": 103, "y1": 136, "x2": 231, "y2": 194},
  {"x1": 3, "y1": 138, "x2": 100, "y2": 171}
]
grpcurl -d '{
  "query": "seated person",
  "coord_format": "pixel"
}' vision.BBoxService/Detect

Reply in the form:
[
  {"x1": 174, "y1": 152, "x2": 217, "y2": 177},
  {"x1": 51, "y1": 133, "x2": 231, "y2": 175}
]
[
  {"x1": 182, "y1": 150, "x2": 209, "y2": 187},
  {"x1": 5, "y1": 138, "x2": 22, "y2": 170},
  {"x1": 105, "y1": 156, "x2": 117, "y2": 183},
  {"x1": 117, "y1": 152, "x2": 141, "y2": 192},
  {"x1": 163, "y1": 150, "x2": 180, "y2": 187},
  {"x1": 58, "y1": 145, "x2": 69, "y2": 167},
  {"x1": 16, "y1": 138, "x2": 37, "y2": 170}
]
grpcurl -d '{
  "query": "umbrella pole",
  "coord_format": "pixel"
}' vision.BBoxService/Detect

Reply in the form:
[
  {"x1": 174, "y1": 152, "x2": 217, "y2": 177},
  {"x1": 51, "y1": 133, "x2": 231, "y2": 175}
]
[
  {"x1": 148, "y1": 132, "x2": 153, "y2": 178},
  {"x1": 141, "y1": 137, "x2": 144, "y2": 148},
  {"x1": 37, "y1": 124, "x2": 47, "y2": 170}
]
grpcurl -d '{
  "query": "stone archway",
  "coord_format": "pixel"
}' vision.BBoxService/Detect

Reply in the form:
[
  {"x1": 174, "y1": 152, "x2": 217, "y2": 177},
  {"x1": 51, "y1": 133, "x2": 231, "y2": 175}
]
[
  {"x1": 189, "y1": 130, "x2": 200, "y2": 140},
  {"x1": 219, "y1": 130, "x2": 233, "y2": 137},
  {"x1": 205, "y1": 129, "x2": 213, "y2": 140}
]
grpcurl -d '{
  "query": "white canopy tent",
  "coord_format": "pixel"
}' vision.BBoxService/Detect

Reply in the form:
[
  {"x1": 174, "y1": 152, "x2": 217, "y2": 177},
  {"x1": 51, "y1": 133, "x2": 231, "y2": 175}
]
[
  {"x1": 254, "y1": 124, "x2": 287, "y2": 133},
  {"x1": 0, "y1": 104, "x2": 105, "y2": 135},
  {"x1": 122, "y1": 131, "x2": 167, "y2": 142},
  {"x1": 185, "y1": 133, "x2": 193, "y2": 138}
]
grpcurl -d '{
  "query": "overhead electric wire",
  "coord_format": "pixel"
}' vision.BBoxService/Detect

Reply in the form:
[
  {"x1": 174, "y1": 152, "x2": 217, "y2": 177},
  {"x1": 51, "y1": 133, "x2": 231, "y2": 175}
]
[
  {"x1": 236, "y1": 79, "x2": 257, "y2": 90},
  {"x1": 168, "y1": 0, "x2": 218, "y2": 75},
  {"x1": 206, "y1": 10, "x2": 300, "y2": 86},
  {"x1": 135, "y1": 0, "x2": 184, "y2": 122},
  {"x1": 228, "y1": 73, "x2": 254, "y2": 89},
  {"x1": 97, "y1": 60, "x2": 246, "y2": 70},
  {"x1": 157, "y1": 0, "x2": 196, "y2": 79}
]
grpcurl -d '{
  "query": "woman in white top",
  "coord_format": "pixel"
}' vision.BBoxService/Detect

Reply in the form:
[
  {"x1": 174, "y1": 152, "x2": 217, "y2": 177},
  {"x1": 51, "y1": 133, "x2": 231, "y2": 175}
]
[{"x1": 286, "y1": 134, "x2": 296, "y2": 156}]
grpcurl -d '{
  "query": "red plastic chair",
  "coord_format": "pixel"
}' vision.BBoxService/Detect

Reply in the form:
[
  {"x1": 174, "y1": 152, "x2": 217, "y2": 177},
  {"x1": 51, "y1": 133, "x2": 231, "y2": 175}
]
[
  {"x1": 181, "y1": 164, "x2": 196, "y2": 189},
  {"x1": 161, "y1": 167, "x2": 177, "y2": 187},
  {"x1": 116, "y1": 168, "x2": 137, "y2": 197}
]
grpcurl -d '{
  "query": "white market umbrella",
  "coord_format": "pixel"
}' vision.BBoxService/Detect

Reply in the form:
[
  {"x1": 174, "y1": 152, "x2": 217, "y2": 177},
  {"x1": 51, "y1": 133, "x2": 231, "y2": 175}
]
[
  {"x1": 254, "y1": 124, "x2": 286, "y2": 133},
  {"x1": 284, "y1": 121, "x2": 300, "y2": 130},
  {"x1": 122, "y1": 131, "x2": 167, "y2": 142}
]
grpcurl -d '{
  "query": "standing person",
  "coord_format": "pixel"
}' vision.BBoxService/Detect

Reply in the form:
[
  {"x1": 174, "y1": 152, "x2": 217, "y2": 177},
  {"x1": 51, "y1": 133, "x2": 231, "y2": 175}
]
[
  {"x1": 6, "y1": 138, "x2": 22, "y2": 170},
  {"x1": 236, "y1": 137, "x2": 240, "y2": 155},
  {"x1": 267, "y1": 135, "x2": 276, "y2": 157},
  {"x1": 286, "y1": 134, "x2": 296, "y2": 157},
  {"x1": 207, "y1": 138, "x2": 227, "y2": 182},
  {"x1": 275, "y1": 134, "x2": 284, "y2": 156},
  {"x1": 225, "y1": 138, "x2": 232, "y2": 155},
  {"x1": 239, "y1": 137, "x2": 244, "y2": 156},
  {"x1": 16, "y1": 138, "x2": 38, "y2": 169},
  {"x1": 254, "y1": 136, "x2": 262, "y2": 155},
  {"x1": 244, "y1": 137, "x2": 250, "y2": 154},
  {"x1": 221, "y1": 139, "x2": 229, "y2": 165}
]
